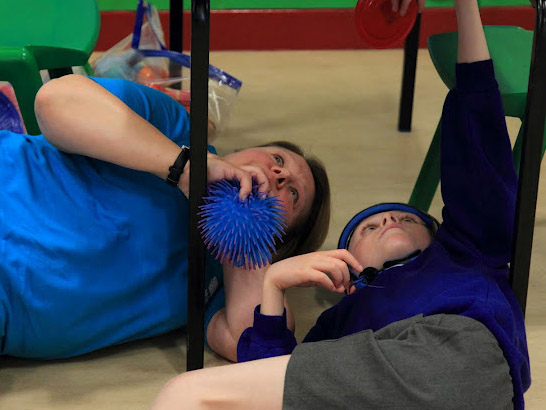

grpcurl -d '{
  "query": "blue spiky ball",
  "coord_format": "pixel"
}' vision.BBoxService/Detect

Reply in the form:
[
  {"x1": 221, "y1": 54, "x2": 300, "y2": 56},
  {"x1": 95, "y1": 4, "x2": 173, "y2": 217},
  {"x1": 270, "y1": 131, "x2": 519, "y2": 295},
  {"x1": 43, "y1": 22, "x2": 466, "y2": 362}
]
[{"x1": 199, "y1": 179, "x2": 287, "y2": 269}]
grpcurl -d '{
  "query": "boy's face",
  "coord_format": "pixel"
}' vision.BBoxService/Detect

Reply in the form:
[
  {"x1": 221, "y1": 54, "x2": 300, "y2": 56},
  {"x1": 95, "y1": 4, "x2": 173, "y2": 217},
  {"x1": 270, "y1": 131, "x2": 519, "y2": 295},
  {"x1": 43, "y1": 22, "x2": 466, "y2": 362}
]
[{"x1": 348, "y1": 210, "x2": 433, "y2": 270}]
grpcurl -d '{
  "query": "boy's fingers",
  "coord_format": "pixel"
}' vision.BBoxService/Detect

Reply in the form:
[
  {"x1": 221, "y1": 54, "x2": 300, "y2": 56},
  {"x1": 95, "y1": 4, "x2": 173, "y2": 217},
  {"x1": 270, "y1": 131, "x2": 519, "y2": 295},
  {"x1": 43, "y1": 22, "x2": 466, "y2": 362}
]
[
  {"x1": 309, "y1": 270, "x2": 337, "y2": 291},
  {"x1": 320, "y1": 250, "x2": 363, "y2": 275},
  {"x1": 334, "y1": 259, "x2": 352, "y2": 288},
  {"x1": 391, "y1": 0, "x2": 399, "y2": 11},
  {"x1": 318, "y1": 259, "x2": 343, "y2": 287},
  {"x1": 333, "y1": 249, "x2": 363, "y2": 273},
  {"x1": 399, "y1": 0, "x2": 412, "y2": 15},
  {"x1": 314, "y1": 255, "x2": 355, "y2": 290}
]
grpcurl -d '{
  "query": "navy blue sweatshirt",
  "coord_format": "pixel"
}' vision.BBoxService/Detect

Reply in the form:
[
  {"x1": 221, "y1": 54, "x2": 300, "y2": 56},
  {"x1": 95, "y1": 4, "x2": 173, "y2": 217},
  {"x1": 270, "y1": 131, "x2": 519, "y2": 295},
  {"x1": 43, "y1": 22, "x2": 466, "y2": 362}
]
[{"x1": 237, "y1": 60, "x2": 531, "y2": 410}]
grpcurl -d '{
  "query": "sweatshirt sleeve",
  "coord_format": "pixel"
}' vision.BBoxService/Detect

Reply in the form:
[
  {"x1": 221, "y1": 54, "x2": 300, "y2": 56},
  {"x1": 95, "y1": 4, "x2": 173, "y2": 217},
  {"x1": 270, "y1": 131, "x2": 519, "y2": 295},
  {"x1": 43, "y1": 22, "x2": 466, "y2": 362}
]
[
  {"x1": 237, "y1": 305, "x2": 297, "y2": 362},
  {"x1": 437, "y1": 59, "x2": 518, "y2": 269}
]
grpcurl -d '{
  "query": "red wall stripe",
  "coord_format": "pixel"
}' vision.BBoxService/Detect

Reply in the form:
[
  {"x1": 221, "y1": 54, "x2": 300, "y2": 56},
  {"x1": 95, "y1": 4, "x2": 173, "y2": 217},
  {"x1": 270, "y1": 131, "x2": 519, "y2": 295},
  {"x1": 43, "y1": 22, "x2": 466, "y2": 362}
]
[{"x1": 96, "y1": 7, "x2": 535, "y2": 52}]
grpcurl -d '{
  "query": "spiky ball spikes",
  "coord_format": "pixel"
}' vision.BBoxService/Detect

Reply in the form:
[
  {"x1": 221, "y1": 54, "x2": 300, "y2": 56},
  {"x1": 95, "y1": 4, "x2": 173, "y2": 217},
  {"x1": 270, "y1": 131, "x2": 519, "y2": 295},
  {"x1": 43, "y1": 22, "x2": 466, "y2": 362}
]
[{"x1": 199, "y1": 179, "x2": 287, "y2": 269}]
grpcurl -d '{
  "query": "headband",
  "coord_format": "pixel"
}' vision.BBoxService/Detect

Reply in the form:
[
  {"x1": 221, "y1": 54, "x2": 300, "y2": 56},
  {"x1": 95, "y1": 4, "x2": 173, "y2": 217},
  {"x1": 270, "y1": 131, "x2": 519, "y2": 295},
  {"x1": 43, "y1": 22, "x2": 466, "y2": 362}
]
[{"x1": 338, "y1": 202, "x2": 439, "y2": 250}]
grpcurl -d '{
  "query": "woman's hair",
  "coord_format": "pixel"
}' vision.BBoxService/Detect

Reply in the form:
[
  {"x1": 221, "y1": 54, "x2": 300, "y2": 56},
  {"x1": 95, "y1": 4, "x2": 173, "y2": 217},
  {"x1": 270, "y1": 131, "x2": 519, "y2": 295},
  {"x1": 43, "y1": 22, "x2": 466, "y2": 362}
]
[{"x1": 256, "y1": 141, "x2": 331, "y2": 261}]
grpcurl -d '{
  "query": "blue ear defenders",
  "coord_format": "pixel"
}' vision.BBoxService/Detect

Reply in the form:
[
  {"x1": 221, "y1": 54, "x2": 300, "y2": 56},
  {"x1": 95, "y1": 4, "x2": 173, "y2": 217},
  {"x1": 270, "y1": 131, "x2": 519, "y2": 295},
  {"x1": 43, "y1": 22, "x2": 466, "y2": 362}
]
[{"x1": 338, "y1": 203, "x2": 439, "y2": 290}]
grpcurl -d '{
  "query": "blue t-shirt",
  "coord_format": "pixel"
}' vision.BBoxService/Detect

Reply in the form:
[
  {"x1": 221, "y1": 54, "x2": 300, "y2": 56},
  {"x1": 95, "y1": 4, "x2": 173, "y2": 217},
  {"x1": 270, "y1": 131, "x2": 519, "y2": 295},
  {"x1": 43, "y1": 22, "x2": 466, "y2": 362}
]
[{"x1": 0, "y1": 77, "x2": 224, "y2": 359}]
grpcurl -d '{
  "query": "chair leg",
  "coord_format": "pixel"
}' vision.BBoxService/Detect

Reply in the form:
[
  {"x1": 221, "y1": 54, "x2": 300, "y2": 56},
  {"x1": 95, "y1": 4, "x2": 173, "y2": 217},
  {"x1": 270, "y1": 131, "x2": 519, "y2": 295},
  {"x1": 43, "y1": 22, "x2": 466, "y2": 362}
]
[
  {"x1": 82, "y1": 62, "x2": 94, "y2": 76},
  {"x1": 509, "y1": 0, "x2": 546, "y2": 315},
  {"x1": 398, "y1": 13, "x2": 421, "y2": 132},
  {"x1": 408, "y1": 119, "x2": 442, "y2": 212},
  {"x1": 48, "y1": 67, "x2": 73, "y2": 79},
  {"x1": 512, "y1": 119, "x2": 546, "y2": 174}
]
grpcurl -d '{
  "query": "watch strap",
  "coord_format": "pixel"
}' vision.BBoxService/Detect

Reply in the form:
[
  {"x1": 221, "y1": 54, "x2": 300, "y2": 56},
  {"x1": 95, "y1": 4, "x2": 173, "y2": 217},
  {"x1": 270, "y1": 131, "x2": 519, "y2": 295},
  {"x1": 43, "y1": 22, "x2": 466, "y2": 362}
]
[{"x1": 166, "y1": 145, "x2": 190, "y2": 186}]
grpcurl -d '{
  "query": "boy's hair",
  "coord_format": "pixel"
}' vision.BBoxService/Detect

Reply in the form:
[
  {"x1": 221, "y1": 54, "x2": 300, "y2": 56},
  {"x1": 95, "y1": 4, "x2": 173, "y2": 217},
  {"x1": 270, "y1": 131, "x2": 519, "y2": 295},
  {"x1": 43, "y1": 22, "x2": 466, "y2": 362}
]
[
  {"x1": 338, "y1": 203, "x2": 439, "y2": 251},
  {"x1": 256, "y1": 141, "x2": 331, "y2": 261}
]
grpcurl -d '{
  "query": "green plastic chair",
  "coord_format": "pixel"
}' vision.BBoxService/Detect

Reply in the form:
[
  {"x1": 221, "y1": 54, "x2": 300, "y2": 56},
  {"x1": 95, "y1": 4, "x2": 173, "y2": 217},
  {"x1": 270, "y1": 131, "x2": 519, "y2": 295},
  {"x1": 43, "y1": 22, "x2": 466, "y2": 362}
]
[
  {"x1": 0, "y1": 0, "x2": 100, "y2": 135},
  {"x1": 408, "y1": 25, "x2": 546, "y2": 211}
]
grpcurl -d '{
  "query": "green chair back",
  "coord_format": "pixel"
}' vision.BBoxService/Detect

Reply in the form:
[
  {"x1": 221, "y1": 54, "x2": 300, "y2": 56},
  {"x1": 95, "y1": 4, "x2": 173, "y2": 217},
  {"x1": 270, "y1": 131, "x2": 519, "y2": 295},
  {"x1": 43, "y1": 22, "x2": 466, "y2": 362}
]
[
  {"x1": 409, "y1": 25, "x2": 546, "y2": 211},
  {"x1": 0, "y1": 0, "x2": 100, "y2": 135}
]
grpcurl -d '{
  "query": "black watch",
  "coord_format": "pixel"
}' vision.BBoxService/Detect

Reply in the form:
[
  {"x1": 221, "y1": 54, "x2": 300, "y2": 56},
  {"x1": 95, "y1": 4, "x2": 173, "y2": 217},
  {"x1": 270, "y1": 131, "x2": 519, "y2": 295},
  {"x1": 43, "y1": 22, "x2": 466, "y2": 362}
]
[{"x1": 166, "y1": 145, "x2": 190, "y2": 186}]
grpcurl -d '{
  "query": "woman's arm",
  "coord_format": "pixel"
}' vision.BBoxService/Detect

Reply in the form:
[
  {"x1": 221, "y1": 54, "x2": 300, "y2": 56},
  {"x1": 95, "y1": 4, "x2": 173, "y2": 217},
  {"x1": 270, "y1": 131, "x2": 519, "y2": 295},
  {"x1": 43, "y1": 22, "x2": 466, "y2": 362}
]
[
  {"x1": 35, "y1": 75, "x2": 182, "y2": 181},
  {"x1": 35, "y1": 75, "x2": 257, "y2": 199}
]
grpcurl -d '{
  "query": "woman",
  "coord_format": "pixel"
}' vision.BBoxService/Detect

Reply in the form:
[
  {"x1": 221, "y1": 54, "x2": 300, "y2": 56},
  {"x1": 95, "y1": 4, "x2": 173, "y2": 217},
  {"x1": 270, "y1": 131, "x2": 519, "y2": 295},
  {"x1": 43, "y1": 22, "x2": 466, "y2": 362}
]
[{"x1": 0, "y1": 72, "x2": 330, "y2": 361}]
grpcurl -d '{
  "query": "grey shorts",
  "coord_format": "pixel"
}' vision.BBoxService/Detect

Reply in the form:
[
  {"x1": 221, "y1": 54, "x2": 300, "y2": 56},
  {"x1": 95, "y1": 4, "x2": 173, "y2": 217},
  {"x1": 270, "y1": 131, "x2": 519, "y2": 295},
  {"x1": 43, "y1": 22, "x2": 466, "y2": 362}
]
[{"x1": 283, "y1": 314, "x2": 513, "y2": 410}]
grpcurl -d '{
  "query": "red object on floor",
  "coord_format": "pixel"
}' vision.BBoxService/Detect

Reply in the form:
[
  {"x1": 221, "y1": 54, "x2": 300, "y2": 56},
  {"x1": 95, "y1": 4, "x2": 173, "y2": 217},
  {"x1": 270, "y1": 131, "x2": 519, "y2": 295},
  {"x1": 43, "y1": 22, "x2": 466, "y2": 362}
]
[{"x1": 354, "y1": 0, "x2": 418, "y2": 49}]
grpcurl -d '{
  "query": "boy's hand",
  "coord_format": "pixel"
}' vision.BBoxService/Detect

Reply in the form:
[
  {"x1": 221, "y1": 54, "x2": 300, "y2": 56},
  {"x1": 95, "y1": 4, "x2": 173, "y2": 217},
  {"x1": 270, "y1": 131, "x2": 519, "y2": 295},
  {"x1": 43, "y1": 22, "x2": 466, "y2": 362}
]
[
  {"x1": 260, "y1": 250, "x2": 363, "y2": 316},
  {"x1": 265, "y1": 250, "x2": 363, "y2": 294},
  {"x1": 391, "y1": 0, "x2": 426, "y2": 15}
]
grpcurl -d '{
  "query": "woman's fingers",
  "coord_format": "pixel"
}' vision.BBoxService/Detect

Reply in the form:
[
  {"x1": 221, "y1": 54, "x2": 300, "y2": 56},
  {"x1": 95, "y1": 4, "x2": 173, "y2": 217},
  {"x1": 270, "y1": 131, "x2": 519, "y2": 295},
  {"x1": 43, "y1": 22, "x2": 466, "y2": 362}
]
[
  {"x1": 206, "y1": 155, "x2": 255, "y2": 200},
  {"x1": 206, "y1": 155, "x2": 273, "y2": 201},
  {"x1": 230, "y1": 167, "x2": 254, "y2": 200},
  {"x1": 239, "y1": 165, "x2": 271, "y2": 195}
]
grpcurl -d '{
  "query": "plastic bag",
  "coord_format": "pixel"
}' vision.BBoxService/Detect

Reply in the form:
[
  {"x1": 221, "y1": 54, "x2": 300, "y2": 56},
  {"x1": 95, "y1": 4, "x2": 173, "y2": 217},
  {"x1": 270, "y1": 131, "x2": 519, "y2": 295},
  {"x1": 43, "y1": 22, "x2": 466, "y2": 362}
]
[{"x1": 92, "y1": 0, "x2": 241, "y2": 135}]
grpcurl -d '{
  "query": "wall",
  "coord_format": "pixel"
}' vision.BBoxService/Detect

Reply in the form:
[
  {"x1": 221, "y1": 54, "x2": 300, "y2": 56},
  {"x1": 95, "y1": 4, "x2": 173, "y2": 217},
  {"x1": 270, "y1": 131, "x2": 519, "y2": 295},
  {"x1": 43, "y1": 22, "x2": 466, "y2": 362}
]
[
  {"x1": 95, "y1": 0, "x2": 535, "y2": 50},
  {"x1": 97, "y1": 0, "x2": 530, "y2": 10}
]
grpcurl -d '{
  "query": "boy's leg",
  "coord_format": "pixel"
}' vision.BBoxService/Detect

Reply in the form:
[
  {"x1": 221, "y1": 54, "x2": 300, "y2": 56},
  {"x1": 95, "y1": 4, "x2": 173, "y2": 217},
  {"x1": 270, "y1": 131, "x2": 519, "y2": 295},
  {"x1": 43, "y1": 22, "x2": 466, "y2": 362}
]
[
  {"x1": 283, "y1": 314, "x2": 513, "y2": 410},
  {"x1": 149, "y1": 355, "x2": 290, "y2": 410}
]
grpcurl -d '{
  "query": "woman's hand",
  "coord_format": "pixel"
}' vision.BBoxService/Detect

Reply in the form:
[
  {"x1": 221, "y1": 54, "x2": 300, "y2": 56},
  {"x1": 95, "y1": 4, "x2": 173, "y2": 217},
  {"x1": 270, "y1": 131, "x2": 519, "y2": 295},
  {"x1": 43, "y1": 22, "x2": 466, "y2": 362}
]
[
  {"x1": 260, "y1": 250, "x2": 363, "y2": 316},
  {"x1": 391, "y1": 0, "x2": 426, "y2": 15},
  {"x1": 178, "y1": 153, "x2": 270, "y2": 200}
]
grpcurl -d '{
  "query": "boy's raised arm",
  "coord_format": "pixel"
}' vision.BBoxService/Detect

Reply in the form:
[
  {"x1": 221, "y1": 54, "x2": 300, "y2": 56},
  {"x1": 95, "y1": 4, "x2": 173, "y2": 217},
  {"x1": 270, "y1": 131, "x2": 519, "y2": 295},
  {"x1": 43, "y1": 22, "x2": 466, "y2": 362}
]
[
  {"x1": 438, "y1": 0, "x2": 517, "y2": 266},
  {"x1": 455, "y1": 0, "x2": 490, "y2": 63}
]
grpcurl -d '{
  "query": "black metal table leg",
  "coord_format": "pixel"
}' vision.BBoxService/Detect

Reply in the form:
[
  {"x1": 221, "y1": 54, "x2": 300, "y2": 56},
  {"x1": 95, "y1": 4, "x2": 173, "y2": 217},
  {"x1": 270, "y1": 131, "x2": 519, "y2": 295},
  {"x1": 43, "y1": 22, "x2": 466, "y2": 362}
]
[
  {"x1": 186, "y1": 0, "x2": 210, "y2": 371},
  {"x1": 398, "y1": 13, "x2": 421, "y2": 132},
  {"x1": 509, "y1": 0, "x2": 546, "y2": 315},
  {"x1": 170, "y1": 0, "x2": 183, "y2": 52},
  {"x1": 169, "y1": 0, "x2": 184, "y2": 81}
]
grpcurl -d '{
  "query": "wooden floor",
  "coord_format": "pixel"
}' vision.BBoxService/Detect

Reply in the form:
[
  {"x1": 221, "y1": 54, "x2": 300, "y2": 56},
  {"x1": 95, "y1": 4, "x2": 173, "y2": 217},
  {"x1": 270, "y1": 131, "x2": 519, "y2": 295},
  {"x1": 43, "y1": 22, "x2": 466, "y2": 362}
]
[{"x1": 1, "y1": 49, "x2": 545, "y2": 409}]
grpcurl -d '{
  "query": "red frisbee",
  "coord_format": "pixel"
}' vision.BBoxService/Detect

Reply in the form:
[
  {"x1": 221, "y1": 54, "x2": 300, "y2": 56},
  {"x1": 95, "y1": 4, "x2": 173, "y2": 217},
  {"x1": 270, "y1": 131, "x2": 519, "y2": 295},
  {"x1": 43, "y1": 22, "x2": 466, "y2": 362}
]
[{"x1": 355, "y1": 0, "x2": 418, "y2": 49}]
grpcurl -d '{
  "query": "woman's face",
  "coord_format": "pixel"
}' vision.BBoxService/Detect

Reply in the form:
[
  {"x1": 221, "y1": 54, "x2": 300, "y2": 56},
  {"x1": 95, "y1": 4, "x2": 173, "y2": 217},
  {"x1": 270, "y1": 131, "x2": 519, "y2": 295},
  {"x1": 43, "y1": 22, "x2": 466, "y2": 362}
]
[
  {"x1": 348, "y1": 211, "x2": 433, "y2": 270},
  {"x1": 223, "y1": 146, "x2": 315, "y2": 230}
]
